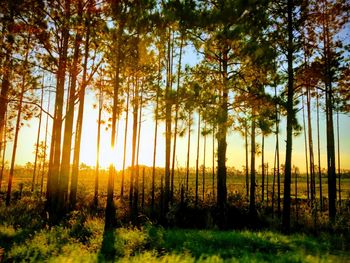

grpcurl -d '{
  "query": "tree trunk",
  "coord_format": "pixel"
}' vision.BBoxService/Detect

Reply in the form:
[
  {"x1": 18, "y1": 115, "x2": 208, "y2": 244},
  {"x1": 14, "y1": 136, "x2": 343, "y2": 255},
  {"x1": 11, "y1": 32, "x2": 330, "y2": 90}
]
[
  {"x1": 121, "y1": 81, "x2": 130, "y2": 199},
  {"x1": 275, "y1": 85, "x2": 281, "y2": 216},
  {"x1": 249, "y1": 117, "x2": 256, "y2": 215},
  {"x1": 164, "y1": 28, "x2": 172, "y2": 214},
  {"x1": 6, "y1": 63, "x2": 27, "y2": 206},
  {"x1": 132, "y1": 84, "x2": 143, "y2": 219},
  {"x1": 302, "y1": 92, "x2": 310, "y2": 200},
  {"x1": 195, "y1": 112, "x2": 200, "y2": 206},
  {"x1": 59, "y1": 11, "x2": 83, "y2": 211},
  {"x1": 316, "y1": 90, "x2": 323, "y2": 208},
  {"x1": 323, "y1": 0, "x2": 336, "y2": 221},
  {"x1": 307, "y1": 87, "x2": 316, "y2": 201},
  {"x1": 151, "y1": 54, "x2": 161, "y2": 213},
  {"x1": 69, "y1": 15, "x2": 90, "y2": 209},
  {"x1": 105, "y1": 18, "x2": 122, "y2": 229},
  {"x1": 212, "y1": 125, "x2": 215, "y2": 200},
  {"x1": 32, "y1": 82, "x2": 44, "y2": 192},
  {"x1": 337, "y1": 109, "x2": 341, "y2": 206},
  {"x1": 202, "y1": 122, "x2": 207, "y2": 201},
  {"x1": 282, "y1": 0, "x2": 294, "y2": 232},
  {"x1": 261, "y1": 134, "x2": 265, "y2": 202},
  {"x1": 217, "y1": 47, "x2": 228, "y2": 228},
  {"x1": 41, "y1": 92, "x2": 51, "y2": 195},
  {"x1": 0, "y1": 113, "x2": 6, "y2": 192},
  {"x1": 294, "y1": 166, "x2": 298, "y2": 222},
  {"x1": 94, "y1": 87, "x2": 103, "y2": 208},
  {"x1": 141, "y1": 166, "x2": 145, "y2": 212},
  {"x1": 266, "y1": 163, "x2": 269, "y2": 205},
  {"x1": 245, "y1": 120, "x2": 249, "y2": 199},
  {"x1": 0, "y1": 8, "x2": 14, "y2": 166},
  {"x1": 47, "y1": 0, "x2": 71, "y2": 220},
  {"x1": 129, "y1": 77, "x2": 139, "y2": 210},
  {"x1": 186, "y1": 113, "x2": 191, "y2": 194},
  {"x1": 170, "y1": 35, "x2": 183, "y2": 203}
]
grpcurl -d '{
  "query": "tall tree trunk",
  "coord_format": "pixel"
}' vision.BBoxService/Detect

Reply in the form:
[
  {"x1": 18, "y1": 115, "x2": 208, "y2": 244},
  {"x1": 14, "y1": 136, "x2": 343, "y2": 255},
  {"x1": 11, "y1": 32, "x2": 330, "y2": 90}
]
[
  {"x1": 105, "y1": 18, "x2": 123, "y2": 229},
  {"x1": 121, "y1": 81, "x2": 130, "y2": 199},
  {"x1": 132, "y1": 84, "x2": 143, "y2": 219},
  {"x1": 307, "y1": 86, "x2": 316, "y2": 201},
  {"x1": 41, "y1": 92, "x2": 51, "y2": 195},
  {"x1": 164, "y1": 28, "x2": 172, "y2": 214},
  {"x1": 59, "y1": 8, "x2": 83, "y2": 211},
  {"x1": 249, "y1": 117, "x2": 256, "y2": 215},
  {"x1": 6, "y1": 33, "x2": 31, "y2": 206},
  {"x1": 272, "y1": 146, "x2": 276, "y2": 214},
  {"x1": 141, "y1": 166, "x2": 145, "y2": 212},
  {"x1": 47, "y1": 0, "x2": 71, "y2": 220},
  {"x1": 151, "y1": 54, "x2": 161, "y2": 213},
  {"x1": 32, "y1": 82, "x2": 44, "y2": 191},
  {"x1": 336, "y1": 108, "x2": 341, "y2": 206},
  {"x1": 0, "y1": 113, "x2": 7, "y2": 192},
  {"x1": 69, "y1": 15, "x2": 90, "y2": 209},
  {"x1": 316, "y1": 90, "x2": 323, "y2": 208},
  {"x1": 323, "y1": 0, "x2": 336, "y2": 221},
  {"x1": 217, "y1": 47, "x2": 228, "y2": 228},
  {"x1": 202, "y1": 122, "x2": 207, "y2": 201},
  {"x1": 294, "y1": 166, "x2": 298, "y2": 222},
  {"x1": 266, "y1": 163, "x2": 269, "y2": 205},
  {"x1": 129, "y1": 77, "x2": 139, "y2": 210},
  {"x1": 0, "y1": 7, "x2": 14, "y2": 166},
  {"x1": 186, "y1": 113, "x2": 191, "y2": 194},
  {"x1": 195, "y1": 112, "x2": 200, "y2": 206},
  {"x1": 282, "y1": 0, "x2": 294, "y2": 232},
  {"x1": 212, "y1": 125, "x2": 215, "y2": 200},
  {"x1": 94, "y1": 87, "x2": 103, "y2": 208},
  {"x1": 275, "y1": 86, "x2": 281, "y2": 216},
  {"x1": 302, "y1": 92, "x2": 310, "y2": 200},
  {"x1": 261, "y1": 133, "x2": 265, "y2": 202},
  {"x1": 6, "y1": 60, "x2": 28, "y2": 205},
  {"x1": 170, "y1": 35, "x2": 183, "y2": 203},
  {"x1": 245, "y1": 119, "x2": 249, "y2": 200}
]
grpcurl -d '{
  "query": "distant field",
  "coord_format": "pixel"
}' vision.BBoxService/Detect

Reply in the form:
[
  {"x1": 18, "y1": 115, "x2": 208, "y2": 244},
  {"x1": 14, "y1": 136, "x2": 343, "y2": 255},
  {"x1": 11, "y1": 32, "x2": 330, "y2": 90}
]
[{"x1": 1, "y1": 166, "x2": 349, "y2": 204}]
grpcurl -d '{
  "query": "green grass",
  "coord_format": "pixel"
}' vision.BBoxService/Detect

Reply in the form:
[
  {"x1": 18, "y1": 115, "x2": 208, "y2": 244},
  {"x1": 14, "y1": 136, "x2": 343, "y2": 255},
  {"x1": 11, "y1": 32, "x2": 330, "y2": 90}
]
[{"x1": 1, "y1": 215, "x2": 349, "y2": 263}]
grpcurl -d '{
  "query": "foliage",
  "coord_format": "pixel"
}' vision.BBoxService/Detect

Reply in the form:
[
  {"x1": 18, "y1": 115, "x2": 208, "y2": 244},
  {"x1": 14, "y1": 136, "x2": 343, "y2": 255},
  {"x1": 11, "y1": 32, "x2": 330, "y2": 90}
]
[{"x1": 0, "y1": 213, "x2": 349, "y2": 262}]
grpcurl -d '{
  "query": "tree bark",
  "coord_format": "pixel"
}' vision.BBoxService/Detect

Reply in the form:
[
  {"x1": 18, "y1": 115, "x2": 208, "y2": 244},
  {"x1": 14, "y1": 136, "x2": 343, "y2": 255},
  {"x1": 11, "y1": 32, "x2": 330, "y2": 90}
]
[
  {"x1": 261, "y1": 134, "x2": 265, "y2": 202},
  {"x1": 245, "y1": 119, "x2": 249, "y2": 200},
  {"x1": 249, "y1": 117, "x2": 256, "y2": 215},
  {"x1": 69, "y1": 14, "x2": 90, "y2": 209},
  {"x1": 94, "y1": 86, "x2": 103, "y2": 208},
  {"x1": 47, "y1": 0, "x2": 71, "y2": 220},
  {"x1": 59, "y1": 6, "x2": 83, "y2": 211},
  {"x1": 316, "y1": 90, "x2": 323, "y2": 208},
  {"x1": 151, "y1": 54, "x2": 161, "y2": 213},
  {"x1": 217, "y1": 47, "x2": 228, "y2": 228},
  {"x1": 121, "y1": 81, "x2": 130, "y2": 199},
  {"x1": 170, "y1": 35, "x2": 183, "y2": 203},
  {"x1": 32, "y1": 82, "x2": 44, "y2": 192},
  {"x1": 302, "y1": 92, "x2": 310, "y2": 200},
  {"x1": 282, "y1": 0, "x2": 294, "y2": 232},
  {"x1": 195, "y1": 112, "x2": 200, "y2": 206}
]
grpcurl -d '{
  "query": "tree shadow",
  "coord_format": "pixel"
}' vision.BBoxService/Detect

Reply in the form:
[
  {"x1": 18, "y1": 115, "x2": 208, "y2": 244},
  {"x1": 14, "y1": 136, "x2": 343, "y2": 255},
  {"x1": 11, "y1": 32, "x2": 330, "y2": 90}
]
[{"x1": 98, "y1": 228, "x2": 116, "y2": 262}]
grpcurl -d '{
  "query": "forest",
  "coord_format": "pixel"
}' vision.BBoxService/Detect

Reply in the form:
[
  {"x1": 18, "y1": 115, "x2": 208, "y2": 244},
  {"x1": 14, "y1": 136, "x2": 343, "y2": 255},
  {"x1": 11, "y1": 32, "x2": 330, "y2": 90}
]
[{"x1": 0, "y1": 0, "x2": 350, "y2": 262}]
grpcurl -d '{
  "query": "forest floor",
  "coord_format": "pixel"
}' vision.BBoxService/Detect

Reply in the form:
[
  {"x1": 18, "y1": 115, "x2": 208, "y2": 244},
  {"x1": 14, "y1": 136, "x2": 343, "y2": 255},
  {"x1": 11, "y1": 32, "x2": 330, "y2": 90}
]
[
  {"x1": 0, "y1": 198, "x2": 349, "y2": 263},
  {"x1": 0, "y1": 169, "x2": 349, "y2": 262}
]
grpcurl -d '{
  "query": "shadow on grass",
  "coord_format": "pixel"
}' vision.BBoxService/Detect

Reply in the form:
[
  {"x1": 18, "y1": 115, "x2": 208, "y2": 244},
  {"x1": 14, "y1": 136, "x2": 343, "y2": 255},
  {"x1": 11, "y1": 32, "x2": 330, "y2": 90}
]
[
  {"x1": 158, "y1": 229, "x2": 336, "y2": 261},
  {"x1": 0, "y1": 228, "x2": 34, "y2": 251},
  {"x1": 98, "y1": 228, "x2": 116, "y2": 262}
]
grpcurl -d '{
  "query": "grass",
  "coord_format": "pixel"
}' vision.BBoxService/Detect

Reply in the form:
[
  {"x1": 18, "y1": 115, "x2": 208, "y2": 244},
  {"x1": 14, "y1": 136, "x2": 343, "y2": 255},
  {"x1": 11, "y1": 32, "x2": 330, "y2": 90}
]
[
  {"x1": 0, "y1": 217, "x2": 349, "y2": 262},
  {"x1": 0, "y1": 168, "x2": 349, "y2": 262}
]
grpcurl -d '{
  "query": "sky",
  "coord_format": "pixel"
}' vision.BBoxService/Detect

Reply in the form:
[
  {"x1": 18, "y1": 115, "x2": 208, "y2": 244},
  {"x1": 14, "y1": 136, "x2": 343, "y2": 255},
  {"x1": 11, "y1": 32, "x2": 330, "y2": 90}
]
[{"x1": 4, "y1": 44, "x2": 350, "y2": 173}]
